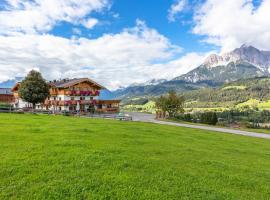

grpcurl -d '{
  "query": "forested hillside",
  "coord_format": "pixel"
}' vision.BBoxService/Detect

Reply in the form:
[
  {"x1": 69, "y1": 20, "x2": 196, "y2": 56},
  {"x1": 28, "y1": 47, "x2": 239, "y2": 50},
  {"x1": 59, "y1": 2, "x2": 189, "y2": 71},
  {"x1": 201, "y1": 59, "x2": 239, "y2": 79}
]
[
  {"x1": 123, "y1": 77, "x2": 270, "y2": 112},
  {"x1": 185, "y1": 77, "x2": 270, "y2": 102}
]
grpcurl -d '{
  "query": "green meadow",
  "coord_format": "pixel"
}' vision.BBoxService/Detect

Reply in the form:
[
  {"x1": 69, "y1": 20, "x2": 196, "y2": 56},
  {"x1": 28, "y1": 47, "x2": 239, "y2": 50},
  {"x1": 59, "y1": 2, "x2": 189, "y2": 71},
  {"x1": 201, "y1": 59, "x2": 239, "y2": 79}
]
[{"x1": 0, "y1": 114, "x2": 270, "y2": 199}]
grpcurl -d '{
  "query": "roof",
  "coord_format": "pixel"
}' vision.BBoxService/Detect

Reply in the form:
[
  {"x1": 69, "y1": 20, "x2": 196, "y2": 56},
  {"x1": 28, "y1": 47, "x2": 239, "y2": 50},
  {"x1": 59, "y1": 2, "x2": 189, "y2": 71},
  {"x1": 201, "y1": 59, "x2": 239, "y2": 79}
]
[
  {"x1": 11, "y1": 82, "x2": 20, "y2": 92},
  {"x1": 50, "y1": 78, "x2": 106, "y2": 90},
  {"x1": 0, "y1": 88, "x2": 12, "y2": 94}
]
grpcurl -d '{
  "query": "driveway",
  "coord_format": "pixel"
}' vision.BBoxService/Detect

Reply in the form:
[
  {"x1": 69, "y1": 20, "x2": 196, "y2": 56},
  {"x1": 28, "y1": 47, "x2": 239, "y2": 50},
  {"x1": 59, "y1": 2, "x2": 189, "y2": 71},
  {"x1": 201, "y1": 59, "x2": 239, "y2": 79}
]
[{"x1": 126, "y1": 112, "x2": 270, "y2": 139}]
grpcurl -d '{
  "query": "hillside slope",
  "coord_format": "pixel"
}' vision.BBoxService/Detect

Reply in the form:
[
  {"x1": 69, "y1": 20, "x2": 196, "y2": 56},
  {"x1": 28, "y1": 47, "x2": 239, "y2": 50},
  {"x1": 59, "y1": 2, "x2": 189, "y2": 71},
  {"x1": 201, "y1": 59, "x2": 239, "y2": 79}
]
[
  {"x1": 113, "y1": 80, "x2": 221, "y2": 100},
  {"x1": 184, "y1": 77, "x2": 270, "y2": 109}
]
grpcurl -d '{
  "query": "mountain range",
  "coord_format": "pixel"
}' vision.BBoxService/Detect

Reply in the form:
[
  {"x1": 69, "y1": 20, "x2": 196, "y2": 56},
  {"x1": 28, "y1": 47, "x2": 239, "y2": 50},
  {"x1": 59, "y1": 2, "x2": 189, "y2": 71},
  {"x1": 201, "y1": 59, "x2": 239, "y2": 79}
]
[
  {"x1": 175, "y1": 44, "x2": 270, "y2": 83},
  {"x1": 113, "y1": 45, "x2": 270, "y2": 100},
  {"x1": 0, "y1": 77, "x2": 23, "y2": 88}
]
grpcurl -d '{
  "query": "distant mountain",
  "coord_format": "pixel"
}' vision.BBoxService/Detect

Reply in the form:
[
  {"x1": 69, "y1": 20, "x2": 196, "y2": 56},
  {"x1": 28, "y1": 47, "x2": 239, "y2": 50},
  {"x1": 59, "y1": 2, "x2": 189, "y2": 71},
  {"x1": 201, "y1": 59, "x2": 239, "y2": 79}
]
[
  {"x1": 204, "y1": 44, "x2": 270, "y2": 71},
  {"x1": 129, "y1": 79, "x2": 167, "y2": 87},
  {"x1": 0, "y1": 77, "x2": 23, "y2": 88},
  {"x1": 113, "y1": 45, "x2": 270, "y2": 101},
  {"x1": 174, "y1": 61, "x2": 264, "y2": 83},
  {"x1": 113, "y1": 80, "x2": 221, "y2": 101},
  {"x1": 174, "y1": 45, "x2": 270, "y2": 83}
]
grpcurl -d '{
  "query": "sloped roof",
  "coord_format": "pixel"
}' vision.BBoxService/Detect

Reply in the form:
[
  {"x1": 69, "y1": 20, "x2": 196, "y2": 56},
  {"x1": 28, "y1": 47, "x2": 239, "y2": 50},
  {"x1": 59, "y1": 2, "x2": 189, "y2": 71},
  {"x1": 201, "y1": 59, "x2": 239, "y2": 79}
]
[
  {"x1": 11, "y1": 82, "x2": 21, "y2": 92},
  {"x1": 50, "y1": 78, "x2": 106, "y2": 90}
]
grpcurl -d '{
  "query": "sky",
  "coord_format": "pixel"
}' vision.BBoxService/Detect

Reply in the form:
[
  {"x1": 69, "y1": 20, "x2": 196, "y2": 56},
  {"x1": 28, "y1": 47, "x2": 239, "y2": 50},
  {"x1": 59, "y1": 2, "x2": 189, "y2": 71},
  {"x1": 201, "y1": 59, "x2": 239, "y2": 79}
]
[{"x1": 0, "y1": 0, "x2": 269, "y2": 89}]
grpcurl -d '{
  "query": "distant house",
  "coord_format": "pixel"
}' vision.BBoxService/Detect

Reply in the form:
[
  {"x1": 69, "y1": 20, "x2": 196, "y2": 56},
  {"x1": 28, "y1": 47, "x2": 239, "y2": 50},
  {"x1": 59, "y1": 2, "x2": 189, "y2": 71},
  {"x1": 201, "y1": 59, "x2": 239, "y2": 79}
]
[
  {"x1": 12, "y1": 78, "x2": 121, "y2": 113},
  {"x1": 0, "y1": 88, "x2": 14, "y2": 104}
]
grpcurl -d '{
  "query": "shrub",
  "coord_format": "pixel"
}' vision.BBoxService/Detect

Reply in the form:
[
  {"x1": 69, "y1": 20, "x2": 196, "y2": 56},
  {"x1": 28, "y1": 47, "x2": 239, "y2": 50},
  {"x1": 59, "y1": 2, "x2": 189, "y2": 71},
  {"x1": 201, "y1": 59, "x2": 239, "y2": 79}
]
[
  {"x1": 200, "y1": 112, "x2": 218, "y2": 125},
  {"x1": 183, "y1": 113, "x2": 192, "y2": 122}
]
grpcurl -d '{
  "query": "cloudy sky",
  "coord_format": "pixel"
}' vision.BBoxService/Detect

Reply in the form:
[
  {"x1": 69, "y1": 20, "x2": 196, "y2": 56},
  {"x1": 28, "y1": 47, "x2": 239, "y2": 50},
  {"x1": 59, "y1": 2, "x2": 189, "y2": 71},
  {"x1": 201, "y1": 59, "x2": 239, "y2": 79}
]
[{"x1": 0, "y1": 0, "x2": 269, "y2": 89}]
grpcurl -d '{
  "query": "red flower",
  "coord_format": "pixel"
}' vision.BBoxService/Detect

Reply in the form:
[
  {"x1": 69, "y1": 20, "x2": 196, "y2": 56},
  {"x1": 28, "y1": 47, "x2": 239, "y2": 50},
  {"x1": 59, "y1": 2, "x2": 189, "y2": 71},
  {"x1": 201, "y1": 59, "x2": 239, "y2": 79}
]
[
  {"x1": 95, "y1": 90, "x2": 100, "y2": 96},
  {"x1": 70, "y1": 90, "x2": 75, "y2": 95}
]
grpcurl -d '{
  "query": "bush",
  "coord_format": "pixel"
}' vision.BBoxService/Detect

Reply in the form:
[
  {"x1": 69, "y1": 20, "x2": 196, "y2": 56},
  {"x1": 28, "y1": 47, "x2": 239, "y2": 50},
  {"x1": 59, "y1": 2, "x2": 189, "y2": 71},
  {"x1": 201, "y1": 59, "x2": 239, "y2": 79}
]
[
  {"x1": 200, "y1": 112, "x2": 218, "y2": 125},
  {"x1": 175, "y1": 113, "x2": 193, "y2": 122},
  {"x1": 183, "y1": 113, "x2": 192, "y2": 122}
]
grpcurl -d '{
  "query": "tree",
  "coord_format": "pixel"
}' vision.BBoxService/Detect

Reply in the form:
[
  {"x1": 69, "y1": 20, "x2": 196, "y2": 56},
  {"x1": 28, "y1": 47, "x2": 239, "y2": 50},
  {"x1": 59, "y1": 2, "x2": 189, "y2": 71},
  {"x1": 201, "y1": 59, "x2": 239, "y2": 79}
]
[
  {"x1": 19, "y1": 70, "x2": 50, "y2": 109},
  {"x1": 155, "y1": 91, "x2": 185, "y2": 118},
  {"x1": 200, "y1": 112, "x2": 218, "y2": 125}
]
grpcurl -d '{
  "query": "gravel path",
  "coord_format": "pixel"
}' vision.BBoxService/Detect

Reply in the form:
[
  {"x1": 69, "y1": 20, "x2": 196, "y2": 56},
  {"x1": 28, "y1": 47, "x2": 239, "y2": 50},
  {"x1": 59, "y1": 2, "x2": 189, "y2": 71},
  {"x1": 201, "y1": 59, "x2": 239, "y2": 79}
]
[{"x1": 127, "y1": 112, "x2": 270, "y2": 139}]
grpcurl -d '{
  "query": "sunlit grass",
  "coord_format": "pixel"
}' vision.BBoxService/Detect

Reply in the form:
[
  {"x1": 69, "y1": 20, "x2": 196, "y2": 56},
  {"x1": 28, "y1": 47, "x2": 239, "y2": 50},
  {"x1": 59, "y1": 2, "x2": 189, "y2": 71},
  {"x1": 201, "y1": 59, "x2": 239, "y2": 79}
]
[{"x1": 0, "y1": 114, "x2": 270, "y2": 199}]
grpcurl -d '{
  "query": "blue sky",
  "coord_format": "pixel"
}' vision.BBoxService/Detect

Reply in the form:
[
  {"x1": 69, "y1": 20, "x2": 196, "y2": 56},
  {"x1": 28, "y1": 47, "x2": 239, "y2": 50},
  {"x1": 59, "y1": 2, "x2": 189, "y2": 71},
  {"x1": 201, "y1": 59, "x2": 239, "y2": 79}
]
[
  {"x1": 0, "y1": 0, "x2": 268, "y2": 89},
  {"x1": 51, "y1": 0, "x2": 216, "y2": 54}
]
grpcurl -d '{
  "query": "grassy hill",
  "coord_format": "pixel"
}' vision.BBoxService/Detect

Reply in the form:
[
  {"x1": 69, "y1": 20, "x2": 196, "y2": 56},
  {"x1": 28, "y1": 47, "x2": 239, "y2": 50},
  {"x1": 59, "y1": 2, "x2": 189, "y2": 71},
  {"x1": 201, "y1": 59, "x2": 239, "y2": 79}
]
[
  {"x1": 122, "y1": 77, "x2": 270, "y2": 112},
  {"x1": 0, "y1": 114, "x2": 270, "y2": 199},
  {"x1": 184, "y1": 76, "x2": 270, "y2": 110}
]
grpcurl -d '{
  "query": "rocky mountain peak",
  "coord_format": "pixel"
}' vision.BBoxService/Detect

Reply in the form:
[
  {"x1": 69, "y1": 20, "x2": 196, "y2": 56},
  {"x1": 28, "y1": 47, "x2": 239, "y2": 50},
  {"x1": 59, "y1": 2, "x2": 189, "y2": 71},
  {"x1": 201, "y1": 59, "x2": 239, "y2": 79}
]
[
  {"x1": 203, "y1": 45, "x2": 270, "y2": 71},
  {"x1": 203, "y1": 54, "x2": 227, "y2": 67},
  {"x1": 173, "y1": 45, "x2": 270, "y2": 84}
]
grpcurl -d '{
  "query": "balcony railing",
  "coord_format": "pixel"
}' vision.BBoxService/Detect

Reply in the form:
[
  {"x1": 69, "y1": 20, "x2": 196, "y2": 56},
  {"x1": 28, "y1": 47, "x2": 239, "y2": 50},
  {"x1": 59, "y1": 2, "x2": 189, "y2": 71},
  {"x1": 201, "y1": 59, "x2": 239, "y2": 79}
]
[
  {"x1": 50, "y1": 90, "x2": 100, "y2": 96},
  {"x1": 44, "y1": 100, "x2": 97, "y2": 106}
]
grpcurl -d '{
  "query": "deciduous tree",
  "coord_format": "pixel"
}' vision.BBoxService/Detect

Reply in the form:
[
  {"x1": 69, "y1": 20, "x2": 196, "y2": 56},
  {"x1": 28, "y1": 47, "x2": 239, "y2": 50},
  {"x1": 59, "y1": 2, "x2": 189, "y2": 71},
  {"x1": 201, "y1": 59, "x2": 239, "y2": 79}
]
[
  {"x1": 155, "y1": 91, "x2": 185, "y2": 118},
  {"x1": 19, "y1": 70, "x2": 50, "y2": 109}
]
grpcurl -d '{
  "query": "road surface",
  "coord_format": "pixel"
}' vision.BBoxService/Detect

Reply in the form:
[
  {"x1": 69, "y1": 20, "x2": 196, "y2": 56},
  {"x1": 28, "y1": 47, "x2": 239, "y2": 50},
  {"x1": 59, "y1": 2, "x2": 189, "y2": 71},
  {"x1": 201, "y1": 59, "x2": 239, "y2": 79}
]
[{"x1": 126, "y1": 112, "x2": 270, "y2": 140}]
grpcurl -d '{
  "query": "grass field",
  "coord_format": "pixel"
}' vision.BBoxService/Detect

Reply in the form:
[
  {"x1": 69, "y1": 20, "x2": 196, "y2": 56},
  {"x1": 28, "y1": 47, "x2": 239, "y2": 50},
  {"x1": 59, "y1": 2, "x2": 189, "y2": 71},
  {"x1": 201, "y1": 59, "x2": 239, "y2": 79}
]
[
  {"x1": 123, "y1": 101, "x2": 156, "y2": 113},
  {"x1": 0, "y1": 114, "x2": 270, "y2": 199}
]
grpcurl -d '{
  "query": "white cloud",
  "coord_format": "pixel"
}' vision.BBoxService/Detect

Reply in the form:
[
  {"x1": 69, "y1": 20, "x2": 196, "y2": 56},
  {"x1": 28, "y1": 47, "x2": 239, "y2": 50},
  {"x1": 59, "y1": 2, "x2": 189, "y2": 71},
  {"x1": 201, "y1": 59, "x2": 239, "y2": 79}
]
[
  {"x1": 141, "y1": 52, "x2": 209, "y2": 82},
  {"x1": 81, "y1": 18, "x2": 99, "y2": 29},
  {"x1": 0, "y1": 1, "x2": 213, "y2": 90},
  {"x1": 0, "y1": 20, "x2": 186, "y2": 90},
  {"x1": 0, "y1": 0, "x2": 109, "y2": 34},
  {"x1": 168, "y1": 0, "x2": 186, "y2": 22},
  {"x1": 193, "y1": 0, "x2": 270, "y2": 52}
]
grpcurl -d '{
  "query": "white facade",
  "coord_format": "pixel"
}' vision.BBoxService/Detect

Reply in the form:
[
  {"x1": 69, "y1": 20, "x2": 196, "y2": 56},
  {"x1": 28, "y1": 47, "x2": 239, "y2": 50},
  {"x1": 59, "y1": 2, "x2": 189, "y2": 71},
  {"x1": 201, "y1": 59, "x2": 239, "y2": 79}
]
[
  {"x1": 47, "y1": 94, "x2": 99, "y2": 112},
  {"x1": 14, "y1": 93, "x2": 100, "y2": 112},
  {"x1": 14, "y1": 98, "x2": 32, "y2": 109}
]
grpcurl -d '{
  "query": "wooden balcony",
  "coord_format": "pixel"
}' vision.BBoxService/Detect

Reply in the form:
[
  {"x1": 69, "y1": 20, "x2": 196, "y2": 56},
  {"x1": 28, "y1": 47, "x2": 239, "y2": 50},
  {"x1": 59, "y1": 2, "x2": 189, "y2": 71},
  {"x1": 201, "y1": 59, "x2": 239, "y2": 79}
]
[
  {"x1": 50, "y1": 90, "x2": 100, "y2": 96},
  {"x1": 0, "y1": 94, "x2": 14, "y2": 103},
  {"x1": 44, "y1": 100, "x2": 97, "y2": 106}
]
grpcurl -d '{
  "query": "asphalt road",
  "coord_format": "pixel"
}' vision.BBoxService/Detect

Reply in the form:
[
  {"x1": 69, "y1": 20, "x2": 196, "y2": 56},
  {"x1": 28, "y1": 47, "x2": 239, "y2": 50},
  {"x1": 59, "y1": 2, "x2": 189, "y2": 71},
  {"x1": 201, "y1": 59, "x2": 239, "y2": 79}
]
[{"x1": 126, "y1": 112, "x2": 270, "y2": 140}]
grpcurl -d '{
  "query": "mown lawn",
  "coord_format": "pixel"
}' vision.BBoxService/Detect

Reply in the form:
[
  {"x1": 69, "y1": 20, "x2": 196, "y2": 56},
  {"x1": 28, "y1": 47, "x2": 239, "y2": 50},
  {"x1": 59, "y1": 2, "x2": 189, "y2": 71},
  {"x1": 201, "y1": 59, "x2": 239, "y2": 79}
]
[{"x1": 0, "y1": 114, "x2": 270, "y2": 200}]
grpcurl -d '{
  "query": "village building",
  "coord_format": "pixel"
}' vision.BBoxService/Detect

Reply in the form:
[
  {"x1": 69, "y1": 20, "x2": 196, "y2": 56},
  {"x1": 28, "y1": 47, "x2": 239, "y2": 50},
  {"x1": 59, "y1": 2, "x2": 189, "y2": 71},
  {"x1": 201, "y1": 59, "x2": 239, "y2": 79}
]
[
  {"x1": 12, "y1": 78, "x2": 121, "y2": 113},
  {"x1": 0, "y1": 88, "x2": 14, "y2": 104}
]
